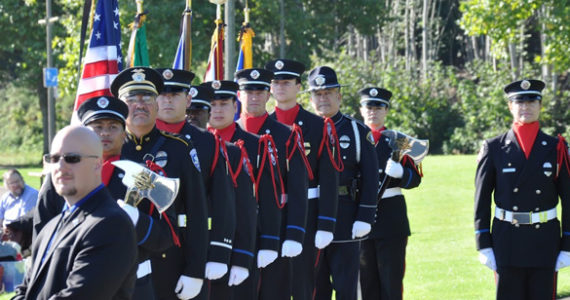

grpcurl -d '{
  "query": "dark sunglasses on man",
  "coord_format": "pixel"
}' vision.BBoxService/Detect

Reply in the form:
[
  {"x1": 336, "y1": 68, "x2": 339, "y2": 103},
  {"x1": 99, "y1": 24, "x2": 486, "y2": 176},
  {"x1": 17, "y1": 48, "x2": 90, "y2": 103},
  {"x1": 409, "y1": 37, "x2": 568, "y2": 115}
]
[{"x1": 43, "y1": 153, "x2": 99, "y2": 164}]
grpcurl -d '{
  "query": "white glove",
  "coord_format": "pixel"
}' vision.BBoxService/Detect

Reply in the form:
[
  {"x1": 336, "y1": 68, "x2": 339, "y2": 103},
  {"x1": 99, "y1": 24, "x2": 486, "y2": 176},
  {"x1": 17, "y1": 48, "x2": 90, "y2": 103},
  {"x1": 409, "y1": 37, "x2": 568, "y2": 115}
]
[
  {"x1": 117, "y1": 199, "x2": 139, "y2": 225},
  {"x1": 385, "y1": 159, "x2": 404, "y2": 179},
  {"x1": 257, "y1": 249, "x2": 278, "y2": 268},
  {"x1": 281, "y1": 240, "x2": 303, "y2": 257},
  {"x1": 555, "y1": 251, "x2": 570, "y2": 271},
  {"x1": 205, "y1": 261, "x2": 228, "y2": 280},
  {"x1": 351, "y1": 221, "x2": 371, "y2": 239},
  {"x1": 175, "y1": 275, "x2": 203, "y2": 300},
  {"x1": 478, "y1": 248, "x2": 497, "y2": 271},
  {"x1": 314, "y1": 230, "x2": 334, "y2": 249},
  {"x1": 228, "y1": 265, "x2": 249, "y2": 286}
]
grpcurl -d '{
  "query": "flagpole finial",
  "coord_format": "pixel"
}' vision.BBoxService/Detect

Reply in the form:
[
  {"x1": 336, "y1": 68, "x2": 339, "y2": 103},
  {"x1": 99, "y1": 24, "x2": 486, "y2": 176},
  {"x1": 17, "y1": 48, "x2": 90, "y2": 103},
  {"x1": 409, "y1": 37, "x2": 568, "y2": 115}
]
[
  {"x1": 244, "y1": 7, "x2": 250, "y2": 24},
  {"x1": 136, "y1": 0, "x2": 144, "y2": 14}
]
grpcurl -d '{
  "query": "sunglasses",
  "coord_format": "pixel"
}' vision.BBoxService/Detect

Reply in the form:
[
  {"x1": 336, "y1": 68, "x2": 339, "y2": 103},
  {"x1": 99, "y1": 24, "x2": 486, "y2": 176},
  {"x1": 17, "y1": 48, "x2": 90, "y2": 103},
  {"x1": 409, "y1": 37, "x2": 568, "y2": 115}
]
[{"x1": 43, "y1": 154, "x2": 99, "y2": 164}]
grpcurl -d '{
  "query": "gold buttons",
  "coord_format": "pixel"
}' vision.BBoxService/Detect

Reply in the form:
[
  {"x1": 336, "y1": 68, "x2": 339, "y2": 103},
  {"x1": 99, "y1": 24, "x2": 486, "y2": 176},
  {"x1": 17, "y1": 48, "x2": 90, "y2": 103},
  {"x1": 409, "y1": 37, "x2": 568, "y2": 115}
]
[
  {"x1": 535, "y1": 207, "x2": 540, "y2": 212},
  {"x1": 162, "y1": 253, "x2": 166, "y2": 258},
  {"x1": 145, "y1": 137, "x2": 150, "y2": 142},
  {"x1": 136, "y1": 145, "x2": 142, "y2": 151}
]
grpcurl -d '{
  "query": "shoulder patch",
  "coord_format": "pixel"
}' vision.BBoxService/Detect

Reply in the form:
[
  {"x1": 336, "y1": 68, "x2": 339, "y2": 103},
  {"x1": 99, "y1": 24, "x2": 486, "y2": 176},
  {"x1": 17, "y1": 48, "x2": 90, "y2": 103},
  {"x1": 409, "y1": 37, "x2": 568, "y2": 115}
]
[
  {"x1": 366, "y1": 131, "x2": 375, "y2": 145},
  {"x1": 189, "y1": 148, "x2": 201, "y2": 172}
]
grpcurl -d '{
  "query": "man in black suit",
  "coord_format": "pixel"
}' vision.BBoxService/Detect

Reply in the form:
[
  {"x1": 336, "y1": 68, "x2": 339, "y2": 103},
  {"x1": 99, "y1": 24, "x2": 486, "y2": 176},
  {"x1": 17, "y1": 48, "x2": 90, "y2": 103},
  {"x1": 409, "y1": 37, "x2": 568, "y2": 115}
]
[
  {"x1": 13, "y1": 126, "x2": 137, "y2": 299},
  {"x1": 474, "y1": 79, "x2": 570, "y2": 299}
]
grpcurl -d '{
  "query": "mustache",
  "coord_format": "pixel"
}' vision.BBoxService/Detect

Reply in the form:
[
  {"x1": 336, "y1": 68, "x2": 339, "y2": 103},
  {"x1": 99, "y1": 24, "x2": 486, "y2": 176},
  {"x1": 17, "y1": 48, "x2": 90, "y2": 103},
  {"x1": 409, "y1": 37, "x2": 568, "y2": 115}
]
[{"x1": 133, "y1": 108, "x2": 149, "y2": 114}]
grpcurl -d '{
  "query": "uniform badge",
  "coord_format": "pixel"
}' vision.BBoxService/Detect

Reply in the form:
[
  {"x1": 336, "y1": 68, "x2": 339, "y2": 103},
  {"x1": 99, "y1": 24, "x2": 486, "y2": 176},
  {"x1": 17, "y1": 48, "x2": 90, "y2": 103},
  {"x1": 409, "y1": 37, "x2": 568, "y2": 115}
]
[
  {"x1": 315, "y1": 75, "x2": 326, "y2": 86},
  {"x1": 190, "y1": 148, "x2": 201, "y2": 172},
  {"x1": 162, "y1": 69, "x2": 174, "y2": 80},
  {"x1": 339, "y1": 135, "x2": 350, "y2": 149},
  {"x1": 189, "y1": 87, "x2": 198, "y2": 98},
  {"x1": 250, "y1": 70, "x2": 260, "y2": 80},
  {"x1": 543, "y1": 162, "x2": 553, "y2": 177},
  {"x1": 155, "y1": 151, "x2": 168, "y2": 168},
  {"x1": 370, "y1": 88, "x2": 378, "y2": 97},
  {"x1": 366, "y1": 131, "x2": 375, "y2": 145},
  {"x1": 131, "y1": 69, "x2": 146, "y2": 82},
  {"x1": 275, "y1": 60, "x2": 284, "y2": 70},
  {"x1": 212, "y1": 80, "x2": 222, "y2": 90},
  {"x1": 304, "y1": 142, "x2": 311, "y2": 156},
  {"x1": 97, "y1": 97, "x2": 109, "y2": 108},
  {"x1": 520, "y1": 80, "x2": 531, "y2": 90}
]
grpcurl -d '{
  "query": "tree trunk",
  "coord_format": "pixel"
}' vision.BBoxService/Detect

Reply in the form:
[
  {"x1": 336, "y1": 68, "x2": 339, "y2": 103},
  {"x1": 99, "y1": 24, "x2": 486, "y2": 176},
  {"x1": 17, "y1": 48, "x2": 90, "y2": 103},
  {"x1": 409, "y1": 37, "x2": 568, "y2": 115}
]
[
  {"x1": 422, "y1": 0, "x2": 429, "y2": 82},
  {"x1": 508, "y1": 42, "x2": 519, "y2": 79},
  {"x1": 279, "y1": 0, "x2": 285, "y2": 58},
  {"x1": 404, "y1": 0, "x2": 410, "y2": 71}
]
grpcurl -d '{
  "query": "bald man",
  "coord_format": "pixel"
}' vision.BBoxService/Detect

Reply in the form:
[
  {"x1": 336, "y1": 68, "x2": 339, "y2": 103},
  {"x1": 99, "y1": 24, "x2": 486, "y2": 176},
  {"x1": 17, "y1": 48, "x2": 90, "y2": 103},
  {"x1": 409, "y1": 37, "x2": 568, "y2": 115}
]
[{"x1": 13, "y1": 126, "x2": 138, "y2": 300}]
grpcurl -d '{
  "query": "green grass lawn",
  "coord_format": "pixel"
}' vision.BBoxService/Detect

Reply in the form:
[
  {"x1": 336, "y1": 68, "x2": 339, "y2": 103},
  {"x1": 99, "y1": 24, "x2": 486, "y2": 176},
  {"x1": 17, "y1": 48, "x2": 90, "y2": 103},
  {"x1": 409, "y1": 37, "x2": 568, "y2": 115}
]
[{"x1": 0, "y1": 155, "x2": 569, "y2": 299}]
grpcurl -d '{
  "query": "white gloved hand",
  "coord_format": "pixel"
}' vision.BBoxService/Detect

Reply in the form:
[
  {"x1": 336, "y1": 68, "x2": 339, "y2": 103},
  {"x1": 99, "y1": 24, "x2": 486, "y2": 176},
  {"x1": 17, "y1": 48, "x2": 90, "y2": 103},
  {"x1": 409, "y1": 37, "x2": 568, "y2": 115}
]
[
  {"x1": 117, "y1": 199, "x2": 139, "y2": 225},
  {"x1": 478, "y1": 248, "x2": 497, "y2": 271},
  {"x1": 205, "y1": 261, "x2": 228, "y2": 280},
  {"x1": 228, "y1": 265, "x2": 249, "y2": 286},
  {"x1": 257, "y1": 249, "x2": 278, "y2": 268},
  {"x1": 385, "y1": 159, "x2": 404, "y2": 179},
  {"x1": 175, "y1": 275, "x2": 203, "y2": 300},
  {"x1": 351, "y1": 221, "x2": 371, "y2": 239},
  {"x1": 555, "y1": 251, "x2": 570, "y2": 271},
  {"x1": 281, "y1": 240, "x2": 303, "y2": 257},
  {"x1": 314, "y1": 230, "x2": 334, "y2": 249}
]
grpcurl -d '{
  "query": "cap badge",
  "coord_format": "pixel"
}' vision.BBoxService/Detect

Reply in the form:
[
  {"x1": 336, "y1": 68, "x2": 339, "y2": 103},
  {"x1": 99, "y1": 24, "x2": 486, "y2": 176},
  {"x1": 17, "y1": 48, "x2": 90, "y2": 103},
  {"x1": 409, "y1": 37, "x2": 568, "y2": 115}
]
[
  {"x1": 521, "y1": 80, "x2": 531, "y2": 90},
  {"x1": 315, "y1": 75, "x2": 326, "y2": 86},
  {"x1": 189, "y1": 87, "x2": 198, "y2": 98},
  {"x1": 131, "y1": 69, "x2": 146, "y2": 82},
  {"x1": 162, "y1": 69, "x2": 174, "y2": 80},
  {"x1": 250, "y1": 70, "x2": 260, "y2": 80},
  {"x1": 212, "y1": 80, "x2": 222, "y2": 90},
  {"x1": 370, "y1": 88, "x2": 378, "y2": 97},
  {"x1": 275, "y1": 60, "x2": 284, "y2": 70},
  {"x1": 97, "y1": 97, "x2": 109, "y2": 108}
]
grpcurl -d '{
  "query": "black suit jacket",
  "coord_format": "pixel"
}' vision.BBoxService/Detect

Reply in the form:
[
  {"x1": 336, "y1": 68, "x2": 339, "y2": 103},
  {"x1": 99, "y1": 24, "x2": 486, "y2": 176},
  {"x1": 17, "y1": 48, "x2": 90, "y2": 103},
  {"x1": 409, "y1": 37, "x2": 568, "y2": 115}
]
[
  {"x1": 475, "y1": 129, "x2": 570, "y2": 268},
  {"x1": 14, "y1": 186, "x2": 138, "y2": 300}
]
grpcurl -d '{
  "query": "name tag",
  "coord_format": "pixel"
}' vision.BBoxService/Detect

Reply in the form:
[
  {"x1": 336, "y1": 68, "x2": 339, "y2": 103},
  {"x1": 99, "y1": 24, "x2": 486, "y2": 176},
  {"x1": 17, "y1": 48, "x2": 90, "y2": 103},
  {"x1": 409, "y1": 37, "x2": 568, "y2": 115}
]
[
  {"x1": 502, "y1": 168, "x2": 516, "y2": 173},
  {"x1": 178, "y1": 214, "x2": 187, "y2": 228}
]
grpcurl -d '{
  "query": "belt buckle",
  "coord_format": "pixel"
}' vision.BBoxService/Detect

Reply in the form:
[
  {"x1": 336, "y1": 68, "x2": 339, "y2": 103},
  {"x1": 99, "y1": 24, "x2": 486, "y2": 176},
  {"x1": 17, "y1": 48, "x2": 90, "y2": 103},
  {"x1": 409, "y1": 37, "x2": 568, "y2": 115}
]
[{"x1": 512, "y1": 212, "x2": 532, "y2": 225}]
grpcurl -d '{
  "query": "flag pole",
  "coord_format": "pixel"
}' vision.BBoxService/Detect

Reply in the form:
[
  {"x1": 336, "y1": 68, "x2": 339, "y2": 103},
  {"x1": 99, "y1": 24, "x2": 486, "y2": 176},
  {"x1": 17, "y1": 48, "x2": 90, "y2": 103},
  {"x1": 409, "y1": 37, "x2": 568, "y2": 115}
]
[{"x1": 183, "y1": 0, "x2": 192, "y2": 70}]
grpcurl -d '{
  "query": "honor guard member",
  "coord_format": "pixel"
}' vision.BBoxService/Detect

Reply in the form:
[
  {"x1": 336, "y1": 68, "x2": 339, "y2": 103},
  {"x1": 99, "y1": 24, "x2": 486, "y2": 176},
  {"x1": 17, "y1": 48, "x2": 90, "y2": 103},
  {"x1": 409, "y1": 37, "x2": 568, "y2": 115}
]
[
  {"x1": 309, "y1": 66, "x2": 379, "y2": 300},
  {"x1": 204, "y1": 81, "x2": 283, "y2": 300},
  {"x1": 235, "y1": 68, "x2": 309, "y2": 300},
  {"x1": 358, "y1": 88, "x2": 422, "y2": 300},
  {"x1": 111, "y1": 67, "x2": 209, "y2": 300},
  {"x1": 30, "y1": 96, "x2": 177, "y2": 300},
  {"x1": 154, "y1": 68, "x2": 236, "y2": 292},
  {"x1": 475, "y1": 79, "x2": 570, "y2": 299},
  {"x1": 186, "y1": 83, "x2": 256, "y2": 300},
  {"x1": 265, "y1": 59, "x2": 342, "y2": 300}
]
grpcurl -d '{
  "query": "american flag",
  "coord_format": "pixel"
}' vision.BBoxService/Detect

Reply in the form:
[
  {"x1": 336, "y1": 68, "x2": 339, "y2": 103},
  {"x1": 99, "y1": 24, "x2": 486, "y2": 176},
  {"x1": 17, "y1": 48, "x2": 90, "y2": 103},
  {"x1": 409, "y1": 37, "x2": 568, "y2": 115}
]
[
  {"x1": 203, "y1": 19, "x2": 224, "y2": 82},
  {"x1": 172, "y1": 6, "x2": 192, "y2": 71},
  {"x1": 74, "y1": 0, "x2": 123, "y2": 111}
]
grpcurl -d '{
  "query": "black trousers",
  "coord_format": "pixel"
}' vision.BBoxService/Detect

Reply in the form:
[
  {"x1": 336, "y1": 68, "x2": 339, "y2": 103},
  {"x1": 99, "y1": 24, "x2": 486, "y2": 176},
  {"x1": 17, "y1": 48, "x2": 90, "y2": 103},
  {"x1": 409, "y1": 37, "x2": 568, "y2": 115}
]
[
  {"x1": 315, "y1": 241, "x2": 360, "y2": 300},
  {"x1": 292, "y1": 200, "x2": 319, "y2": 300},
  {"x1": 359, "y1": 237, "x2": 407, "y2": 300},
  {"x1": 259, "y1": 256, "x2": 293, "y2": 300},
  {"x1": 496, "y1": 266, "x2": 556, "y2": 300},
  {"x1": 133, "y1": 274, "x2": 156, "y2": 300}
]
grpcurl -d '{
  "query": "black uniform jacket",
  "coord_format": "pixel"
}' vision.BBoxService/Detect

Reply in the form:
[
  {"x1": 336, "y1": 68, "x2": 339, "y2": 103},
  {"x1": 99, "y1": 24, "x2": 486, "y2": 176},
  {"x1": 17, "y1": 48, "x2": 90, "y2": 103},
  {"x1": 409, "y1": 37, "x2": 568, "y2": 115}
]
[
  {"x1": 222, "y1": 140, "x2": 257, "y2": 269},
  {"x1": 370, "y1": 129, "x2": 421, "y2": 239},
  {"x1": 239, "y1": 116, "x2": 308, "y2": 244},
  {"x1": 14, "y1": 186, "x2": 138, "y2": 300},
  {"x1": 330, "y1": 112, "x2": 379, "y2": 242},
  {"x1": 270, "y1": 106, "x2": 339, "y2": 233},
  {"x1": 475, "y1": 129, "x2": 570, "y2": 268},
  {"x1": 231, "y1": 124, "x2": 282, "y2": 252},
  {"x1": 178, "y1": 122, "x2": 236, "y2": 265},
  {"x1": 122, "y1": 127, "x2": 209, "y2": 298}
]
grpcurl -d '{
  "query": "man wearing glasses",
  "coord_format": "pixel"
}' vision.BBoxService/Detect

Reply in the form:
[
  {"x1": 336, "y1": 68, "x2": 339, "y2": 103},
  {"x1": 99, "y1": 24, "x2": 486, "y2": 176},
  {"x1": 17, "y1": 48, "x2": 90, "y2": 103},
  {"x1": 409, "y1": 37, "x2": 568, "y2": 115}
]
[
  {"x1": 111, "y1": 67, "x2": 209, "y2": 300},
  {"x1": 475, "y1": 79, "x2": 570, "y2": 299},
  {"x1": 13, "y1": 126, "x2": 138, "y2": 299}
]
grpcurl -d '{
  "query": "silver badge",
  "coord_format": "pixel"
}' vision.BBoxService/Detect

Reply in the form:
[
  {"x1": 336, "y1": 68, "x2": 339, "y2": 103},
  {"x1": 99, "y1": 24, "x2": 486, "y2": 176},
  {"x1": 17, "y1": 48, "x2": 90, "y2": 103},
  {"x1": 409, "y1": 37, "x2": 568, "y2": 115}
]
[
  {"x1": 520, "y1": 80, "x2": 531, "y2": 90},
  {"x1": 132, "y1": 69, "x2": 146, "y2": 82},
  {"x1": 315, "y1": 75, "x2": 326, "y2": 86},
  {"x1": 190, "y1": 87, "x2": 198, "y2": 98},
  {"x1": 339, "y1": 135, "x2": 350, "y2": 149},
  {"x1": 190, "y1": 148, "x2": 201, "y2": 172},
  {"x1": 97, "y1": 97, "x2": 109, "y2": 108},
  {"x1": 251, "y1": 70, "x2": 260, "y2": 80},
  {"x1": 162, "y1": 69, "x2": 174, "y2": 80},
  {"x1": 212, "y1": 80, "x2": 221, "y2": 90},
  {"x1": 543, "y1": 162, "x2": 552, "y2": 177},
  {"x1": 275, "y1": 60, "x2": 284, "y2": 70},
  {"x1": 370, "y1": 88, "x2": 378, "y2": 97},
  {"x1": 155, "y1": 151, "x2": 168, "y2": 168}
]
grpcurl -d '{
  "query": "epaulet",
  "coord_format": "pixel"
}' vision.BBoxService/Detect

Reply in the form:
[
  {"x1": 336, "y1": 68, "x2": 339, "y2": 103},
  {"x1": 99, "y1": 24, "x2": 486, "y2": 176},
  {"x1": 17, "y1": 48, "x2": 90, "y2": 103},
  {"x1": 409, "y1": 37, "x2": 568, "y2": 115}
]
[{"x1": 159, "y1": 130, "x2": 189, "y2": 147}]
